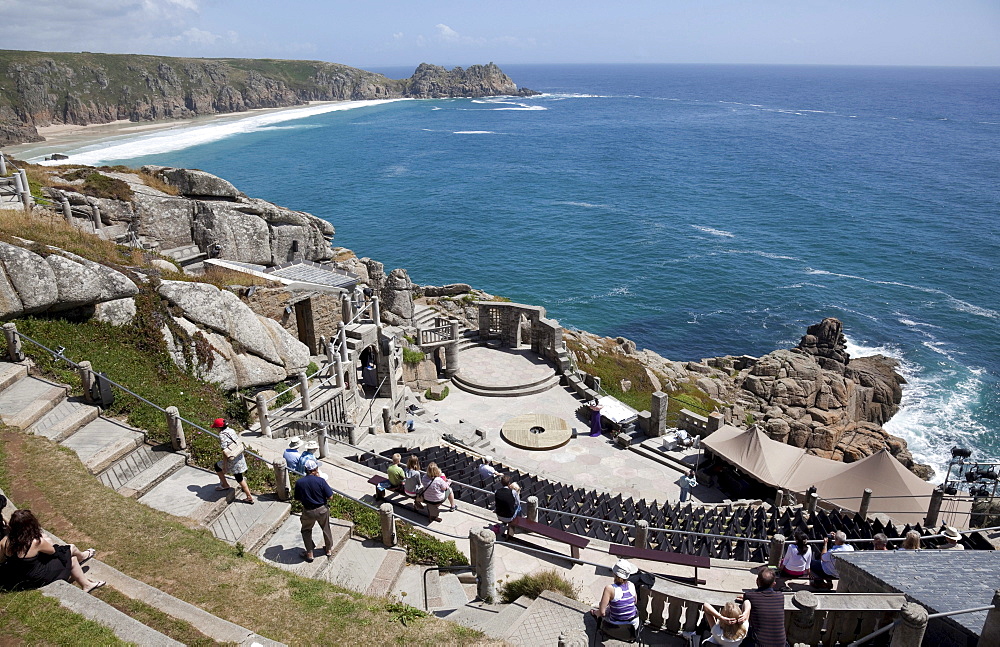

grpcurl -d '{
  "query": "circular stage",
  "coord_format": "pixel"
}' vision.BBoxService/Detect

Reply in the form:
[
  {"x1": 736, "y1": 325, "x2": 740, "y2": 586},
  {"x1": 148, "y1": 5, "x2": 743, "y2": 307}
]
[{"x1": 501, "y1": 413, "x2": 572, "y2": 451}]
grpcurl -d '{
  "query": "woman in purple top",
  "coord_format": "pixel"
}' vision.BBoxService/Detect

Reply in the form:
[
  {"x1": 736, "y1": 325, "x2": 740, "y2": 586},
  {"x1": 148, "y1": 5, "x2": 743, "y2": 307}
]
[{"x1": 591, "y1": 559, "x2": 640, "y2": 637}]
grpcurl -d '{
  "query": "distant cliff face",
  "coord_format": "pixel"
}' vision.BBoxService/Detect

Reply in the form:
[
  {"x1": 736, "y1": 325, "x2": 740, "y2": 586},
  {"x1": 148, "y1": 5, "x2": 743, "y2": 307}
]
[{"x1": 0, "y1": 51, "x2": 537, "y2": 146}]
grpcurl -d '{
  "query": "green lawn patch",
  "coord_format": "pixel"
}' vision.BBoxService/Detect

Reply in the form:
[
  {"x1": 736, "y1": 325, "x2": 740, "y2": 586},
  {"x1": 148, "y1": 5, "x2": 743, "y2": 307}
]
[{"x1": 0, "y1": 589, "x2": 131, "y2": 646}]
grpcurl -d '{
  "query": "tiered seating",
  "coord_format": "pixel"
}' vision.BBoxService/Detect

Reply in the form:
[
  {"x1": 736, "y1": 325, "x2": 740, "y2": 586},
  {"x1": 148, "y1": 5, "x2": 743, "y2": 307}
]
[{"x1": 351, "y1": 445, "x2": 977, "y2": 560}]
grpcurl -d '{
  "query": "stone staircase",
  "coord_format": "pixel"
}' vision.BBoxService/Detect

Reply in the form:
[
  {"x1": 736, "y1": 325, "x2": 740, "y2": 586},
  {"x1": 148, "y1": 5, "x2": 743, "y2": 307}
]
[{"x1": 161, "y1": 243, "x2": 208, "y2": 272}]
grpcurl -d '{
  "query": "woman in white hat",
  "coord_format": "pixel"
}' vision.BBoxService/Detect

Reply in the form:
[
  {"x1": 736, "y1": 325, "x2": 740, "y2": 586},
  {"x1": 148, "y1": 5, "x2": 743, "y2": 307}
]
[{"x1": 591, "y1": 558, "x2": 640, "y2": 636}]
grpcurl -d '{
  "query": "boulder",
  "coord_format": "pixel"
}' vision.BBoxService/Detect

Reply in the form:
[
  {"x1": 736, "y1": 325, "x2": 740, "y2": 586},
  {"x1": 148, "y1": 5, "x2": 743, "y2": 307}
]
[
  {"x1": 382, "y1": 268, "x2": 414, "y2": 325},
  {"x1": 92, "y1": 297, "x2": 136, "y2": 326},
  {"x1": 0, "y1": 267, "x2": 23, "y2": 319},
  {"x1": 143, "y1": 166, "x2": 242, "y2": 199},
  {"x1": 422, "y1": 283, "x2": 473, "y2": 297},
  {"x1": 190, "y1": 201, "x2": 271, "y2": 264},
  {"x1": 132, "y1": 192, "x2": 196, "y2": 249},
  {"x1": 0, "y1": 241, "x2": 58, "y2": 313},
  {"x1": 258, "y1": 317, "x2": 310, "y2": 373}
]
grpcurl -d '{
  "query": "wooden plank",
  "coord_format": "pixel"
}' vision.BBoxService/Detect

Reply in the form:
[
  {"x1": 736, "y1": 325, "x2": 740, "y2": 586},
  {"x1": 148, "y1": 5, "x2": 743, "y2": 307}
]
[
  {"x1": 609, "y1": 543, "x2": 711, "y2": 569},
  {"x1": 509, "y1": 517, "x2": 590, "y2": 548}
]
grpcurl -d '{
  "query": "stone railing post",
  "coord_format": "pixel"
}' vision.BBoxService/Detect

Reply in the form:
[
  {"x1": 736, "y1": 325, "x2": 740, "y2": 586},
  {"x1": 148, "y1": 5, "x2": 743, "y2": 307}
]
[
  {"x1": 925, "y1": 487, "x2": 944, "y2": 528},
  {"x1": 526, "y1": 495, "x2": 538, "y2": 523},
  {"x1": 334, "y1": 352, "x2": 345, "y2": 389},
  {"x1": 444, "y1": 319, "x2": 460, "y2": 377},
  {"x1": 468, "y1": 528, "x2": 479, "y2": 572},
  {"x1": 255, "y1": 392, "x2": 271, "y2": 438},
  {"x1": 808, "y1": 492, "x2": 819, "y2": 515},
  {"x1": 890, "y1": 602, "x2": 928, "y2": 647},
  {"x1": 341, "y1": 292, "x2": 354, "y2": 324},
  {"x1": 348, "y1": 424, "x2": 361, "y2": 445},
  {"x1": 634, "y1": 519, "x2": 649, "y2": 549},
  {"x1": 77, "y1": 360, "x2": 95, "y2": 403},
  {"x1": 768, "y1": 534, "x2": 785, "y2": 568},
  {"x1": 17, "y1": 170, "x2": 31, "y2": 211},
  {"x1": 371, "y1": 295, "x2": 381, "y2": 329},
  {"x1": 379, "y1": 503, "x2": 396, "y2": 547},
  {"x1": 788, "y1": 590, "x2": 818, "y2": 645},
  {"x1": 3, "y1": 322, "x2": 24, "y2": 363},
  {"x1": 298, "y1": 372, "x2": 311, "y2": 411},
  {"x1": 859, "y1": 488, "x2": 873, "y2": 519},
  {"x1": 650, "y1": 391, "x2": 668, "y2": 437},
  {"x1": 0, "y1": 152, "x2": 6, "y2": 175},
  {"x1": 337, "y1": 323, "x2": 348, "y2": 362},
  {"x1": 774, "y1": 489, "x2": 785, "y2": 508},
  {"x1": 273, "y1": 461, "x2": 289, "y2": 501},
  {"x1": 979, "y1": 590, "x2": 1000, "y2": 646},
  {"x1": 471, "y1": 528, "x2": 497, "y2": 603},
  {"x1": 165, "y1": 406, "x2": 186, "y2": 450},
  {"x1": 382, "y1": 406, "x2": 391, "y2": 434},
  {"x1": 61, "y1": 195, "x2": 72, "y2": 222},
  {"x1": 91, "y1": 203, "x2": 102, "y2": 231},
  {"x1": 317, "y1": 427, "x2": 328, "y2": 459}
]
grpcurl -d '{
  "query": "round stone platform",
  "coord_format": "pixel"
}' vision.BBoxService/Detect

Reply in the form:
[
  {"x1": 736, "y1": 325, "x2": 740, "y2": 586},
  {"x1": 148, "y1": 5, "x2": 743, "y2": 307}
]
[
  {"x1": 452, "y1": 346, "x2": 559, "y2": 398},
  {"x1": 501, "y1": 413, "x2": 572, "y2": 451}
]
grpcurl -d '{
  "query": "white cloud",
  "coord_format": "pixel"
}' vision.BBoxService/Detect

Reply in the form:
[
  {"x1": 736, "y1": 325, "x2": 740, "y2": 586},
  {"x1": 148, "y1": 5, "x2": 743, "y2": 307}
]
[
  {"x1": 436, "y1": 24, "x2": 461, "y2": 42},
  {"x1": 426, "y1": 23, "x2": 534, "y2": 50},
  {"x1": 176, "y1": 27, "x2": 221, "y2": 45},
  {"x1": 393, "y1": 32, "x2": 404, "y2": 41}
]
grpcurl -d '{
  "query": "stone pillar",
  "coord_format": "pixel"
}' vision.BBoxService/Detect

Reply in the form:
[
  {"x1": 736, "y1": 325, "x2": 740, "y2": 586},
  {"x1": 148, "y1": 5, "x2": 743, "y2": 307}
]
[
  {"x1": 337, "y1": 323, "x2": 348, "y2": 362},
  {"x1": 980, "y1": 590, "x2": 1000, "y2": 647},
  {"x1": 925, "y1": 487, "x2": 944, "y2": 528},
  {"x1": 650, "y1": 391, "x2": 668, "y2": 437},
  {"x1": 526, "y1": 495, "x2": 539, "y2": 523},
  {"x1": 468, "y1": 528, "x2": 479, "y2": 572},
  {"x1": 78, "y1": 360, "x2": 95, "y2": 403},
  {"x1": 317, "y1": 427, "x2": 328, "y2": 458},
  {"x1": 634, "y1": 519, "x2": 649, "y2": 549},
  {"x1": 0, "y1": 153, "x2": 6, "y2": 175},
  {"x1": 379, "y1": 503, "x2": 396, "y2": 547},
  {"x1": 322, "y1": 336, "x2": 334, "y2": 366},
  {"x1": 273, "y1": 461, "x2": 289, "y2": 501},
  {"x1": 91, "y1": 203, "x2": 102, "y2": 231},
  {"x1": 708, "y1": 411, "x2": 724, "y2": 432},
  {"x1": 444, "y1": 319, "x2": 461, "y2": 377},
  {"x1": 298, "y1": 372, "x2": 311, "y2": 411},
  {"x1": 788, "y1": 590, "x2": 819, "y2": 646},
  {"x1": 768, "y1": 534, "x2": 785, "y2": 568},
  {"x1": 382, "y1": 406, "x2": 391, "y2": 434},
  {"x1": 774, "y1": 489, "x2": 785, "y2": 508},
  {"x1": 859, "y1": 488, "x2": 873, "y2": 519},
  {"x1": 3, "y1": 322, "x2": 24, "y2": 363},
  {"x1": 165, "y1": 406, "x2": 186, "y2": 450},
  {"x1": 61, "y1": 195, "x2": 72, "y2": 222},
  {"x1": 255, "y1": 393, "x2": 271, "y2": 438},
  {"x1": 18, "y1": 170, "x2": 31, "y2": 211},
  {"x1": 890, "y1": 602, "x2": 928, "y2": 647},
  {"x1": 341, "y1": 292, "x2": 354, "y2": 324},
  {"x1": 334, "y1": 353, "x2": 345, "y2": 389},
  {"x1": 808, "y1": 492, "x2": 819, "y2": 515},
  {"x1": 471, "y1": 528, "x2": 497, "y2": 603},
  {"x1": 371, "y1": 295, "x2": 381, "y2": 329},
  {"x1": 348, "y1": 425, "x2": 361, "y2": 445}
]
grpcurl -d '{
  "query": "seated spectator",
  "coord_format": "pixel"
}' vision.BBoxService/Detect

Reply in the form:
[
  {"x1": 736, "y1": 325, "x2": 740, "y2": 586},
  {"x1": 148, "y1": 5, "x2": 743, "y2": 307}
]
[
  {"x1": 478, "y1": 456, "x2": 499, "y2": 482},
  {"x1": 897, "y1": 530, "x2": 921, "y2": 551},
  {"x1": 0, "y1": 510, "x2": 103, "y2": 593},
  {"x1": 811, "y1": 531, "x2": 853, "y2": 590},
  {"x1": 590, "y1": 559, "x2": 640, "y2": 638},
  {"x1": 702, "y1": 600, "x2": 749, "y2": 646},
  {"x1": 494, "y1": 475, "x2": 521, "y2": 529},
  {"x1": 421, "y1": 462, "x2": 455, "y2": 522},
  {"x1": 296, "y1": 440, "x2": 319, "y2": 474},
  {"x1": 282, "y1": 437, "x2": 303, "y2": 471},
  {"x1": 403, "y1": 455, "x2": 425, "y2": 509},
  {"x1": 777, "y1": 530, "x2": 812, "y2": 581},
  {"x1": 739, "y1": 567, "x2": 786, "y2": 647},
  {"x1": 939, "y1": 526, "x2": 965, "y2": 550},
  {"x1": 872, "y1": 533, "x2": 889, "y2": 550},
  {"x1": 386, "y1": 453, "x2": 406, "y2": 491}
]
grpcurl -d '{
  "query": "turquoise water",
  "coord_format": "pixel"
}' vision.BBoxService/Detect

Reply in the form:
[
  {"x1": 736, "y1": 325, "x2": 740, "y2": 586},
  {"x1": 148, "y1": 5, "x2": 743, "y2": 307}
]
[{"x1": 53, "y1": 64, "x2": 1000, "y2": 477}]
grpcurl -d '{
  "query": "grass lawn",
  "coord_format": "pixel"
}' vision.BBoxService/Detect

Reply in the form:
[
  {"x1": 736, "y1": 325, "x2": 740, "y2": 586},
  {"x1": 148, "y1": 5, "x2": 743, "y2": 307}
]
[
  {"x1": 0, "y1": 588, "x2": 131, "y2": 646},
  {"x1": 0, "y1": 428, "x2": 493, "y2": 646}
]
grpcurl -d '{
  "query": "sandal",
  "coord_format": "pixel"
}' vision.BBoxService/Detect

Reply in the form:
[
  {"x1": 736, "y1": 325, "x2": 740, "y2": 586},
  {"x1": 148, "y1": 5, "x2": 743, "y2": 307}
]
[
  {"x1": 80, "y1": 548, "x2": 96, "y2": 564},
  {"x1": 85, "y1": 580, "x2": 106, "y2": 594},
  {"x1": 215, "y1": 485, "x2": 232, "y2": 491}
]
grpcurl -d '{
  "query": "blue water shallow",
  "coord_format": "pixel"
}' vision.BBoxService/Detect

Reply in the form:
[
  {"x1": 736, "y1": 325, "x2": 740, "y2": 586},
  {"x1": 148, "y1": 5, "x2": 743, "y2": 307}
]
[{"x1": 86, "y1": 64, "x2": 999, "y2": 476}]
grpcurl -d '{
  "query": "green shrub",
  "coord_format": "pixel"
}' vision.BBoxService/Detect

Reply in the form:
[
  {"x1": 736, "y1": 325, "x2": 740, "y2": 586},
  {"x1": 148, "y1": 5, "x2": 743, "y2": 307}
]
[
  {"x1": 499, "y1": 569, "x2": 579, "y2": 604},
  {"x1": 55, "y1": 170, "x2": 134, "y2": 201},
  {"x1": 271, "y1": 381, "x2": 295, "y2": 408},
  {"x1": 306, "y1": 361, "x2": 319, "y2": 377},
  {"x1": 402, "y1": 348, "x2": 425, "y2": 365},
  {"x1": 424, "y1": 386, "x2": 449, "y2": 401}
]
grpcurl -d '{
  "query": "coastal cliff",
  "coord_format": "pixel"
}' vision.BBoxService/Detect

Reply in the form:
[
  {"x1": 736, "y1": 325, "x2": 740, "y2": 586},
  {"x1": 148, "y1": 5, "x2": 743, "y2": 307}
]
[{"x1": 0, "y1": 50, "x2": 536, "y2": 146}]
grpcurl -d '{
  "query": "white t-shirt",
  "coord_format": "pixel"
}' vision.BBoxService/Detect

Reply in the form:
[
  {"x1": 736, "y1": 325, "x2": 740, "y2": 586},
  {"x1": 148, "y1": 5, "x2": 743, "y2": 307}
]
[
  {"x1": 781, "y1": 544, "x2": 812, "y2": 573},
  {"x1": 710, "y1": 620, "x2": 748, "y2": 646}
]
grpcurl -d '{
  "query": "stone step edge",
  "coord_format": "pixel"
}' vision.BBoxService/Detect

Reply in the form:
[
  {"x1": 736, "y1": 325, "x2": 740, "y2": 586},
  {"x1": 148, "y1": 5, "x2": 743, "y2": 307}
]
[
  {"x1": 364, "y1": 546, "x2": 407, "y2": 598},
  {"x1": 0, "y1": 361, "x2": 28, "y2": 391},
  {"x1": 452, "y1": 370, "x2": 559, "y2": 393},
  {"x1": 40, "y1": 579, "x2": 185, "y2": 647},
  {"x1": 238, "y1": 501, "x2": 292, "y2": 554},
  {"x1": 85, "y1": 560, "x2": 286, "y2": 646},
  {"x1": 79, "y1": 431, "x2": 145, "y2": 475},
  {"x1": 28, "y1": 401, "x2": 100, "y2": 442},
  {"x1": 450, "y1": 374, "x2": 560, "y2": 398},
  {"x1": 116, "y1": 452, "x2": 188, "y2": 500},
  {"x1": 0, "y1": 382, "x2": 68, "y2": 430}
]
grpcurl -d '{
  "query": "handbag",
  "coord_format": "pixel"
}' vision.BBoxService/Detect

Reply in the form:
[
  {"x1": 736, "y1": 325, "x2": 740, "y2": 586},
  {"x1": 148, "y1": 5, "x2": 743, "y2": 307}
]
[{"x1": 222, "y1": 433, "x2": 245, "y2": 460}]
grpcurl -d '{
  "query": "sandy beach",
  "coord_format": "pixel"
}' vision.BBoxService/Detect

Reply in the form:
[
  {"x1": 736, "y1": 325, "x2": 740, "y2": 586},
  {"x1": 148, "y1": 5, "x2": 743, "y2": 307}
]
[{"x1": 2, "y1": 100, "x2": 343, "y2": 163}]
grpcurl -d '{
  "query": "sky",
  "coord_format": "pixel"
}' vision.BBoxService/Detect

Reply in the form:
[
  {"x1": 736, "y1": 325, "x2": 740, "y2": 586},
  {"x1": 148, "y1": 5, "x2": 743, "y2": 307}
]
[{"x1": 1, "y1": 0, "x2": 998, "y2": 69}]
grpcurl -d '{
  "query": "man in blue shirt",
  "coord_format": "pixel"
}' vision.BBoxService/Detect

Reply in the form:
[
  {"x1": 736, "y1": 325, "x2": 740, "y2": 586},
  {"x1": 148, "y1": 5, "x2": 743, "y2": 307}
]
[
  {"x1": 283, "y1": 437, "x2": 302, "y2": 471},
  {"x1": 293, "y1": 458, "x2": 334, "y2": 562}
]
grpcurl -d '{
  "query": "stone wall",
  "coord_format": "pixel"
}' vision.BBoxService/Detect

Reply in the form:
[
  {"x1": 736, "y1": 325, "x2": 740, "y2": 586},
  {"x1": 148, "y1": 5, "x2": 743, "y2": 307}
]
[
  {"x1": 477, "y1": 301, "x2": 563, "y2": 363},
  {"x1": 244, "y1": 287, "x2": 345, "y2": 353}
]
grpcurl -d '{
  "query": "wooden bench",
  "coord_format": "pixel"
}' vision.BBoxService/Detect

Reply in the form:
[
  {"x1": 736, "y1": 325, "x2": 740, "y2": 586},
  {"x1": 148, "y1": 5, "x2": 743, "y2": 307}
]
[
  {"x1": 509, "y1": 517, "x2": 591, "y2": 559},
  {"x1": 609, "y1": 544, "x2": 710, "y2": 585},
  {"x1": 367, "y1": 474, "x2": 406, "y2": 502}
]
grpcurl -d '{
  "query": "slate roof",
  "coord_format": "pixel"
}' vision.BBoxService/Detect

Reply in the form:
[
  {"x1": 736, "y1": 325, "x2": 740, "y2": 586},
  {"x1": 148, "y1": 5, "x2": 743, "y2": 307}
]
[
  {"x1": 837, "y1": 550, "x2": 1000, "y2": 636},
  {"x1": 264, "y1": 261, "x2": 358, "y2": 289}
]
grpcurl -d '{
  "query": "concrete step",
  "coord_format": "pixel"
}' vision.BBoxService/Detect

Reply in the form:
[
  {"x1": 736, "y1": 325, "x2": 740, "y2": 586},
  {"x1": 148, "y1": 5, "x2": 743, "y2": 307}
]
[
  {"x1": 117, "y1": 452, "x2": 188, "y2": 500},
  {"x1": 138, "y1": 464, "x2": 232, "y2": 522},
  {"x1": 98, "y1": 442, "x2": 174, "y2": 492},
  {"x1": 322, "y1": 537, "x2": 405, "y2": 596},
  {"x1": 209, "y1": 495, "x2": 291, "y2": 552},
  {"x1": 0, "y1": 375, "x2": 67, "y2": 429},
  {"x1": 60, "y1": 416, "x2": 144, "y2": 474},
  {"x1": 390, "y1": 564, "x2": 430, "y2": 608},
  {"x1": 442, "y1": 597, "x2": 532, "y2": 639},
  {"x1": 365, "y1": 546, "x2": 406, "y2": 598},
  {"x1": 40, "y1": 580, "x2": 184, "y2": 646},
  {"x1": 436, "y1": 571, "x2": 471, "y2": 610},
  {"x1": 0, "y1": 361, "x2": 28, "y2": 391},
  {"x1": 451, "y1": 373, "x2": 560, "y2": 398},
  {"x1": 85, "y1": 560, "x2": 286, "y2": 646},
  {"x1": 632, "y1": 438, "x2": 693, "y2": 473},
  {"x1": 258, "y1": 515, "x2": 353, "y2": 580},
  {"x1": 28, "y1": 396, "x2": 99, "y2": 441}
]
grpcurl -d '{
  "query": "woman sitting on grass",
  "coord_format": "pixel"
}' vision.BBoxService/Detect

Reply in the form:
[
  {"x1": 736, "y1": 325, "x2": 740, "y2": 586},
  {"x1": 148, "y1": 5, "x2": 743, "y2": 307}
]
[{"x1": 0, "y1": 510, "x2": 103, "y2": 593}]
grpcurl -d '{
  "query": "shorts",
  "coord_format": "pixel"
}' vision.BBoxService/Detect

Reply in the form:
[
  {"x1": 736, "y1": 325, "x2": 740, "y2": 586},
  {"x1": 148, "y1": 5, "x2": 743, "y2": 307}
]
[{"x1": 215, "y1": 460, "x2": 245, "y2": 482}]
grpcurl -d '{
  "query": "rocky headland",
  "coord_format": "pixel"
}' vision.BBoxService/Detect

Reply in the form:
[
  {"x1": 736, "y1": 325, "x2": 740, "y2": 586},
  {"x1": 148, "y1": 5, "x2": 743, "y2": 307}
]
[
  {"x1": 3, "y1": 161, "x2": 930, "y2": 479},
  {"x1": 0, "y1": 50, "x2": 537, "y2": 146}
]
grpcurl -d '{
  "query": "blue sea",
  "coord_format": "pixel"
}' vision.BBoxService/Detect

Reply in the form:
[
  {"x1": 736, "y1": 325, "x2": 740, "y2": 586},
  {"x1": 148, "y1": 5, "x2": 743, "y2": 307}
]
[{"x1": 31, "y1": 64, "x2": 1000, "y2": 479}]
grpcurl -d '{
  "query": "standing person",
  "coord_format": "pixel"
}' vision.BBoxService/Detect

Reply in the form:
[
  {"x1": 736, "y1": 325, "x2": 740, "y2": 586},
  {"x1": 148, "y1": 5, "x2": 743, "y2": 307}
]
[
  {"x1": 739, "y1": 567, "x2": 786, "y2": 647},
  {"x1": 590, "y1": 559, "x2": 640, "y2": 639},
  {"x1": 493, "y1": 475, "x2": 521, "y2": 535},
  {"x1": 293, "y1": 459, "x2": 334, "y2": 563},
  {"x1": 702, "y1": 600, "x2": 749, "y2": 646},
  {"x1": 283, "y1": 437, "x2": 303, "y2": 471},
  {"x1": 678, "y1": 469, "x2": 697, "y2": 503},
  {"x1": 0, "y1": 510, "x2": 103, "y2": 593},
  {"x1": 213, "y1": 418, "x2": 254, "y2": 504},
  {"x1": 939, "y1": 526, "x2": 965, "y2": 549},
  {"x1": 421, "y1": 463, "x2": 455, "y2": 522},
  {"x1": 588, "y1": 399, "x2": 604, "y2": 437},
  {"x1": 811, "y1": 531, "x2": 853, "y2": 590},
  {"x1": 777, "y1": 531, "x2": 812, "y2": 581}
]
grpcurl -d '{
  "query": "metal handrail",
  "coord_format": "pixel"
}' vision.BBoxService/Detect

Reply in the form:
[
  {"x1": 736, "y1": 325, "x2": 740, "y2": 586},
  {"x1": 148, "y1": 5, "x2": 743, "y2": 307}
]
[
  {"x1": 847, "y1": 602, "x2": 998, "y2": 647},
  {"x1": 13, "y1": 329, "x2": 270, "y2": 465}
]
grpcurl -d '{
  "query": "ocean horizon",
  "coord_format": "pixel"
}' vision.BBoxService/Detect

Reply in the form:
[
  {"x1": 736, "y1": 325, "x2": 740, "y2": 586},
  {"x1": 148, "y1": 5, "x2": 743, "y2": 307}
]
[{"x1": 20, "y1": 63, "x2": 1000, "y2": 480}]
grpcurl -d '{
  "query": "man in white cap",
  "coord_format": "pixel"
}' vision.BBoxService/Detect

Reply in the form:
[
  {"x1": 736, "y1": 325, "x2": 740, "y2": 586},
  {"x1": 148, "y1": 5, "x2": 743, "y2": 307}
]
[
  {"x1": 296, "y1": 440, "x2": 320, "y2": 474},
  {"x1": 283, "y1": 437, "x2": 302, "y2": 471},
  {"x1": 591, "y1": 559, "x2": 640, "y2": 638},
  {"x1": 293, "y1": 458, "x2": 334, "y2": 562},
  {"x1": 939, "y1": 526, "x2": 965, "y2": 549}
]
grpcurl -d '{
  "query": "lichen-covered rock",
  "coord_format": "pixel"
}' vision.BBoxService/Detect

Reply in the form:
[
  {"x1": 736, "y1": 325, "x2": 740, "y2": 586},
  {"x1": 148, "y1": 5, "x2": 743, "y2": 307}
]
[
  {"x1": 0, "y1": 241, "x2": 58, "y2": 313},
  {"x1": 144, "y1": 166, "x2": 242, "y2": 199},
  {"x1": 0, "y1": 267, "x2": 23, "y2": 318},
  {"x1": 259, "y1": 317, "x2": 310, "y2": 373},
  {"x1": 382, "y1": 268, "x2": 414, "y2": 325},
  {"x1": 133, "y1": 193, "x2": 194, "y2": 249},
  {"x1": 190, "y1": 201, "x2": 271, "y2": 264},
  {"x1": 93, "y1": 298, "x2": 136, "y2": 326}
]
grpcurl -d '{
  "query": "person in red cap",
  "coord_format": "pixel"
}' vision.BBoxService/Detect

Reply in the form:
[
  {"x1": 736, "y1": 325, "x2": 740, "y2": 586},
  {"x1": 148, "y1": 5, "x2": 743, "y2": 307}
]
[{"x1": 212, "y1": 418, "x2": 254, "y2": 504}]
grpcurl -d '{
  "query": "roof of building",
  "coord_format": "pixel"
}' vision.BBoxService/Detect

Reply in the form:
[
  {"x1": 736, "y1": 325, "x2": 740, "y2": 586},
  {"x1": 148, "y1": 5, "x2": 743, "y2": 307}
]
[
  {"x1": 837, "y1": 550, "x2": 1000, "y2": 636},
  {"x1": 204, "y1": 259, "x2": 359, "y2": 290}
]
